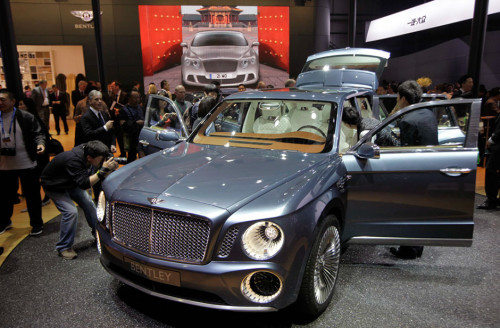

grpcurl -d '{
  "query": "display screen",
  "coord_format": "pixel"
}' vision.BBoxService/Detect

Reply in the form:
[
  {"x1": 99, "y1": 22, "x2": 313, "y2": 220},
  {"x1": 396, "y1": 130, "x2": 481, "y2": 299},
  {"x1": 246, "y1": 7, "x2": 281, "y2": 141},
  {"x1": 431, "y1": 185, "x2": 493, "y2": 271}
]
[{"x1": 139, "y1": 5, "x2": 290, "y2": 91}]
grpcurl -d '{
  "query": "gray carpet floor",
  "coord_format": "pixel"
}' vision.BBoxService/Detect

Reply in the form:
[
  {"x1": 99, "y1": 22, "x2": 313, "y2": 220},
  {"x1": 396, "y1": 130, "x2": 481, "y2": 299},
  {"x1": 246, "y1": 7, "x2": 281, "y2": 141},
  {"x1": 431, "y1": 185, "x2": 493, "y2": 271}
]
[{"x1": 0, "y1": 195, "x2": 498, "y2": 328}]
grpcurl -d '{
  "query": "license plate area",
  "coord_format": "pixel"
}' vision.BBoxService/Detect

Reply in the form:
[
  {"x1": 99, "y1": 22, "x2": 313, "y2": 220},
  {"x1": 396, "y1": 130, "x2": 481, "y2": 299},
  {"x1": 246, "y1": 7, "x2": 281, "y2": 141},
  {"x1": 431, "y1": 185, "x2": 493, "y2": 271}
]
[
  {"x1": 207, "y1": 73, "x2": 235, "y2": 79},
  {"x1": 124, "y1": 257, "x2": 181, "y2": 287}
]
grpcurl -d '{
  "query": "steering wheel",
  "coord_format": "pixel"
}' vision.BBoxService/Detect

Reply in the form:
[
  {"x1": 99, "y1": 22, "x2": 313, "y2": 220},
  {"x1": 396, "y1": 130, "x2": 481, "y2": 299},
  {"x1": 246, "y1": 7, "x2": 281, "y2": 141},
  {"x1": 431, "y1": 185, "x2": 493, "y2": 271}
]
[{"x1": 297, "y1": 125, "x2": 327, "y2": 138}]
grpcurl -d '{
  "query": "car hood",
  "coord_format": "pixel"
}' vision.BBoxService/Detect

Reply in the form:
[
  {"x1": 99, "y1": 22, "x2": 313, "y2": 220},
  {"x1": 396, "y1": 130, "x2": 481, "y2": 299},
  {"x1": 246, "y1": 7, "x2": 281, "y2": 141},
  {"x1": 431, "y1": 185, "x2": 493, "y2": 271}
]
[
  {"x1": 189, "y1": 46, "x2": 251, "y2": 60},
  {"x1": 108, "y1": 142, "x2": 327, "y2": 210}
]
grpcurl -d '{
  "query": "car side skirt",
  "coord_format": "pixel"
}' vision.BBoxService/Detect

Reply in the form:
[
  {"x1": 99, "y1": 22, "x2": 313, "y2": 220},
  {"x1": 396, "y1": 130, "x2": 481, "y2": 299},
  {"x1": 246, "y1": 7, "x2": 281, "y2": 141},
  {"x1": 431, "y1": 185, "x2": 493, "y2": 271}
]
[{"x1": 346, "y1": 236, "x2": 472, "y2": 247}]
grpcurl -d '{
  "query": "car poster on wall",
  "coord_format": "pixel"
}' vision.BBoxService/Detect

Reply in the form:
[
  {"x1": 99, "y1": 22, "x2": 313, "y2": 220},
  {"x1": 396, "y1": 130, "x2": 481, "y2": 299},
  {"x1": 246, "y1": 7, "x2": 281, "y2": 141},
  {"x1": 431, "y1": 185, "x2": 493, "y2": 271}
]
[{"x1": 139, "y1": 5, "x2": 290, "y2": 91}]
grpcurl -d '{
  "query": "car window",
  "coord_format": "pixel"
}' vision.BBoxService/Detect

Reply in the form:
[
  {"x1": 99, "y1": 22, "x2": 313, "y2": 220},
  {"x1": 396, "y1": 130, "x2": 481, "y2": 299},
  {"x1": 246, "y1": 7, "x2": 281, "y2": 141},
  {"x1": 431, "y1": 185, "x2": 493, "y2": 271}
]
[
  {"x1": 302, "y1": 55, "x2": 384, "y2": 74},
  {"x1": 356, "y1": 96, "x2": 373, "y2": 119},
  {"x1": 368, "y1": 103, "x2": 470, "y2": 148},
  {"x1": 145, "y1": 97, "x2": 186, "y2": 138},
  {"x1": 192, "y1": 32, "x2": 248, "y2": 47},
  {"x1": 193, "y1": 99, "x2": 337, "y2": 153}
]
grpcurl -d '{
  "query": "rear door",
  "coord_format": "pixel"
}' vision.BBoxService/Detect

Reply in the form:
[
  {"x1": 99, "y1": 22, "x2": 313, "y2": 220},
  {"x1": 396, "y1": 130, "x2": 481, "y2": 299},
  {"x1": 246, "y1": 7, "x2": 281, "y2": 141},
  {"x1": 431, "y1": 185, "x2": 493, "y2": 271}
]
[
  {"x1": 342, "y1": 99, "x2": 480, "y2": 246},
  {"x1": 138, "y1": 95, "x2": 188, "y2": 156}
]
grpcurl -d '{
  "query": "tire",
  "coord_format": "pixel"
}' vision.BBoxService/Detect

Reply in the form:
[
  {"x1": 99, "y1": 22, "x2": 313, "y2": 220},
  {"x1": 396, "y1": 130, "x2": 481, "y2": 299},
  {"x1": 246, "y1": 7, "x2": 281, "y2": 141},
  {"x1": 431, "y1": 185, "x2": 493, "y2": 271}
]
[{"x1": 297, "y1": 215, "x2": 341, "y2": 317}]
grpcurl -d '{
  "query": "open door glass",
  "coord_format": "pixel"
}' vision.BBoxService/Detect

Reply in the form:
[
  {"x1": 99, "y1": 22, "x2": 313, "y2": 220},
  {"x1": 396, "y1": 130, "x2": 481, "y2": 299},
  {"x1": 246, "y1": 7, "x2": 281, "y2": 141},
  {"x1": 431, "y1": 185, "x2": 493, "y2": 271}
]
[{"x1": 138, "y1": 95, "x2": 189, "y2": 156}]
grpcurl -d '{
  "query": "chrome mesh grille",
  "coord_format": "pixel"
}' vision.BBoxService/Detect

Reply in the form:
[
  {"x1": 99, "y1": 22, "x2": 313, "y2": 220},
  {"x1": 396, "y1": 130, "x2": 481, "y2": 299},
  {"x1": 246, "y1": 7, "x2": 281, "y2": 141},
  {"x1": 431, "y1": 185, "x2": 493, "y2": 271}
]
[
  {"x1": 111, "y1": 203, "x2": 211, "y2": 263},
  {"x1": 204, "y1": 60, "x2": 238, "y2": 72},
  {"x1": 112, "y1": 204, "x2": 152, "y2": 253},
  {"x1": 218, "y1": 226, "x2": 239, "y2": 258}
]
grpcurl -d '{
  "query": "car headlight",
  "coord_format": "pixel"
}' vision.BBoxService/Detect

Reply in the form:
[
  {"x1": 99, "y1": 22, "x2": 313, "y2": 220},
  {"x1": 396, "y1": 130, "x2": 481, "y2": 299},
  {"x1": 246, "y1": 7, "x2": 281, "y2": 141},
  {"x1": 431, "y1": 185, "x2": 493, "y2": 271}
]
[
  {"x1": 242, "y1": 221, "x2": 284, "y2": 260},
  {"x1": 240, "y1": 57, "x2": 256, "y2": 69},
  {"x1": 96, "y1": 191, "x2": 106, "y2": 223},
  {"x1": 184, "y1": 58, "x2": 201, "y2": 69}
]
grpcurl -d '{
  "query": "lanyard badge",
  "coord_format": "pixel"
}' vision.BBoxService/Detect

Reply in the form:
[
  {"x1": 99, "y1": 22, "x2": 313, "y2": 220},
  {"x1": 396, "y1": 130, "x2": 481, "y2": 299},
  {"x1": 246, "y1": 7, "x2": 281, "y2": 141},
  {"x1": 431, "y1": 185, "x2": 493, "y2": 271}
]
[{"x1": 0, "y1": 108, "x2": 16, "y2": 143}]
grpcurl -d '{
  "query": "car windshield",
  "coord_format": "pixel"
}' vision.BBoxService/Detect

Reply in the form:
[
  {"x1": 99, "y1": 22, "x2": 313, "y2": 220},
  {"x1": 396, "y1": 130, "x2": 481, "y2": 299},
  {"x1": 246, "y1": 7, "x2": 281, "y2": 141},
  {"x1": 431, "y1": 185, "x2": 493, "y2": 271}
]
[
  {"x1": 193, "y1": 99, "x2": 337, "y2": 153},
  {"x1": 303, "y1": 55, "x2": 383, "y2": 74},
  {"x1": 191, "y1": 32, "x2": 248, "y2": 47}
]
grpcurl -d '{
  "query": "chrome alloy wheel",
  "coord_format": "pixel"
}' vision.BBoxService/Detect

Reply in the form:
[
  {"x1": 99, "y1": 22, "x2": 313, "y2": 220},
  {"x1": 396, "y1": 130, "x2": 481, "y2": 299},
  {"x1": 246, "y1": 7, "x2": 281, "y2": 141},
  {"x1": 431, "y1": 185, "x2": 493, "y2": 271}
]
[{"x1": 313, "y1": 225, "x2": 340, "y2": 305}]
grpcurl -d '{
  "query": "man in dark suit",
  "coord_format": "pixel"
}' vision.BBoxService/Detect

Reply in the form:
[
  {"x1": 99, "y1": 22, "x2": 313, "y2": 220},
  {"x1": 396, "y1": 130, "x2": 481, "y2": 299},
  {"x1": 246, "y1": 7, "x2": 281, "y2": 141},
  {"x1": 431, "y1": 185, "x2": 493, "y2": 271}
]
[
  {"x1": 80, "y1": 89, "x2": 116, "y2": 202},
  {"x1": 49, "y1": 85, "x2": 69, "y2": 135},
  {"x1": 71, "y1": 80, "x2": 88, "y2": 113},
  {"x1": 80, "y1": 90, "x2": 116, "y2": 153},
  {"x1": 390, "y1": 80, "x2": 437, "y2": 259},
  {"x1": 478, "y1": 113, "x2": 500, "y2": 209},
  {"x1": 107, "y1": 81, "x2": 127, "y2": 158},
  {"x1": 31, "y1": 80, "x2": 51, "y2": 130}
]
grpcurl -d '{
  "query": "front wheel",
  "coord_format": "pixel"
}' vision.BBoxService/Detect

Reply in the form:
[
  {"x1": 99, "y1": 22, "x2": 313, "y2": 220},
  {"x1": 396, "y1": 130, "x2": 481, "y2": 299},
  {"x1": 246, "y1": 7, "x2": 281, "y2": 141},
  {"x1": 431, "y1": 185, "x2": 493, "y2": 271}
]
[{"x1": 296, "y1": 215, "x2": 341, "y2": 316}]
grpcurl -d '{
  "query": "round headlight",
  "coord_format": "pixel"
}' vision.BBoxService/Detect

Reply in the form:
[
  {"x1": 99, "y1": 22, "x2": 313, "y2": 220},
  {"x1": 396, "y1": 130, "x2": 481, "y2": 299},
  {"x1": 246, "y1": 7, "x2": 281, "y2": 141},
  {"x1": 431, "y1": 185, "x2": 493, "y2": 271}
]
[
  {"x1": 240, "y1": 59, "x2": 249, "y2": 69},
  {"x1": 242, "y1": 221, "x2": 284, "y2": 260},
  {"x1": 96, "y1": 191, "x2": 106, "y2": 223},
  {"x1": 192, "y1": 59, "x2": 201, "y2": 69}
]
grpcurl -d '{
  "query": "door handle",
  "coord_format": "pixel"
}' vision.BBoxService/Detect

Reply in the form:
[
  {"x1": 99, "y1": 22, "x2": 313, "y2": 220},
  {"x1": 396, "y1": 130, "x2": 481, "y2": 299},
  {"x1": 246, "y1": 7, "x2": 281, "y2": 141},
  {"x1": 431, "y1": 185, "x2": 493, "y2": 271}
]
[
  {"x1": 440, "y1": 168, "x2": 472, "y2": 176},
  {"x1": 139, "y1": 140, "x2": 150, "y2": 146}
]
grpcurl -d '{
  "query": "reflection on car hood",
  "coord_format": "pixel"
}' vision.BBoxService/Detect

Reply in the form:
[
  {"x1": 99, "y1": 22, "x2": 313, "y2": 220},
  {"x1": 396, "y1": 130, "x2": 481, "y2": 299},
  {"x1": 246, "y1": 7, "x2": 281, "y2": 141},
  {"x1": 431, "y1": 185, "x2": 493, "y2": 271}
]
[
  {"x1": 113, "y1": 142, "x2": 326, "y2": 209},
  {"x1": 190, "y1": 46, "x2": 251, "y2": 60}
]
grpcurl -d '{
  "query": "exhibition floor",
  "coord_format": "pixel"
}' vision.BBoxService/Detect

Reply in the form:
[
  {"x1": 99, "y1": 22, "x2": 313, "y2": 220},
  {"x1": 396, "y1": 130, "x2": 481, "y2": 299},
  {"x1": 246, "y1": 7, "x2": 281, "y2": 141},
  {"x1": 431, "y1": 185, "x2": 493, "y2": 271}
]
[{"x1": 0, "y1": 195, "x2": 498, "y2": 327}]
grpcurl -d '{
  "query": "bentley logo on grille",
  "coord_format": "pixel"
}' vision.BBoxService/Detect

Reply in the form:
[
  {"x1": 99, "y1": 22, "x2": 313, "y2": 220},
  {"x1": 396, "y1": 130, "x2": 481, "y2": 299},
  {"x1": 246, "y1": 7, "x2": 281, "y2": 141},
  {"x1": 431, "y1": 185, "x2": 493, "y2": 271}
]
[{"x1": 147, "y1": 197, "x2": 165, "y2": 205}]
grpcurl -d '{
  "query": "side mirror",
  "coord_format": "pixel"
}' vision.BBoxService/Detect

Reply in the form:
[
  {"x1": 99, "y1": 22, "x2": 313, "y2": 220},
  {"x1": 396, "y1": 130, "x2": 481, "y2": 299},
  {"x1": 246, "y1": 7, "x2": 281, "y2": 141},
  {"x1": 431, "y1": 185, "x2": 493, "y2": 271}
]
[
  {"x1": 355, "y1": 143, "x2": 380, "y2": 159},
  {"x1": 252, "y1": 41, "x2": 259, "y2": 47},
  {"x1": 180, "y1": 42, "x2": 187, "y2": 47},
  {"x1": 156, "y1": 130, "x2": 179, "y2": 142}
]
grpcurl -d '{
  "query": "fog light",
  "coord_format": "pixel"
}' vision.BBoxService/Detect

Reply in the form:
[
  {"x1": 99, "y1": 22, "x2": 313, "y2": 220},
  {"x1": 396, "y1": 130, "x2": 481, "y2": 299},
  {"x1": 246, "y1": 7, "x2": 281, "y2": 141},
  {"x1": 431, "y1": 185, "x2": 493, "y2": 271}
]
[{"x1": 241, "y1": 271, "x2": 282, "y2": 303}]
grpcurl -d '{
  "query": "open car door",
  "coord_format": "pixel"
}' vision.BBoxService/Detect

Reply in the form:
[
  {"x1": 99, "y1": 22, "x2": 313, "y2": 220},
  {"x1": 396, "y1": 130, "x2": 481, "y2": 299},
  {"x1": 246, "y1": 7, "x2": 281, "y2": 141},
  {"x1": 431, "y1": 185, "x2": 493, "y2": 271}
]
[
  {"x1": 138, "y1": 95, "x2": 189, "y2": 156},
  {"x1": 342, "y1": 99, "x2": 481, "y2": 246}
]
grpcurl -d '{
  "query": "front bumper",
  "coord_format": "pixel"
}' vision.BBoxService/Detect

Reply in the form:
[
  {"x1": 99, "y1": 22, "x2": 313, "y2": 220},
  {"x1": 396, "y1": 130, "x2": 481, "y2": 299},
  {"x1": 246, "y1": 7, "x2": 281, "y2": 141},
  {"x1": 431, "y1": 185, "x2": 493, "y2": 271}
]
[
  {"x1": 182, "y1": 64, "x2": 259, "y2": 87},
  {"x1": 97, "y1": 225, "x2": 297, "y2": 312}
]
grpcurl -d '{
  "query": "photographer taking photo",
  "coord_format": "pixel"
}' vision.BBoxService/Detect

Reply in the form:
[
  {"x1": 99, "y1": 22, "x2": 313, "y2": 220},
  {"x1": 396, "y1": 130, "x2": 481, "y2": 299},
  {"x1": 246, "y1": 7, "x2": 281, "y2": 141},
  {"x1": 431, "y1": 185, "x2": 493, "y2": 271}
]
[{"x1": 41, "y1": 140, "x2": 118, "y2": 260}]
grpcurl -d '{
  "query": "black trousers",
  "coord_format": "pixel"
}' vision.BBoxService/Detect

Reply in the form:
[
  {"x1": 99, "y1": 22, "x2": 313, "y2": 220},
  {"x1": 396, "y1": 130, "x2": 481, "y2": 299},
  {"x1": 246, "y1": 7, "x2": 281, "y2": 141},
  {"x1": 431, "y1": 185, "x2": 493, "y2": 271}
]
[
  {"x1": 485, "y1": 147, "x2": 500, "y2": 202},
  {"x1": 53, "y1": 108, "x2": 69, "y2": 134},
  {"x1": 0, "y1": 168, "x2": 43, "y2": 228}
]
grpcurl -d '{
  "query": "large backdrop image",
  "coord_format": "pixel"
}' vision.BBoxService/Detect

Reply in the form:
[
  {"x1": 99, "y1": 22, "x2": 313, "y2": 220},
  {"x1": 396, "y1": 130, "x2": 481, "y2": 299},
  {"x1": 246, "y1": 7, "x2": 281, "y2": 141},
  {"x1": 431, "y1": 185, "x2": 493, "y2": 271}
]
[{"x1": 139, "y1": 5, "x2": 290, "y2": 91}]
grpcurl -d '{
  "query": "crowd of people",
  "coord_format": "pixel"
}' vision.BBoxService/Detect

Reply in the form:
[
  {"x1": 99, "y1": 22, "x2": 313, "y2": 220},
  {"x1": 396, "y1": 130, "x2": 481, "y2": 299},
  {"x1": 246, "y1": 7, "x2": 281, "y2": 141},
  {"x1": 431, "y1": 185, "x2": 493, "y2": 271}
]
[{"x1": 0, "y1": 73, "x2": 498, "y2": 259}]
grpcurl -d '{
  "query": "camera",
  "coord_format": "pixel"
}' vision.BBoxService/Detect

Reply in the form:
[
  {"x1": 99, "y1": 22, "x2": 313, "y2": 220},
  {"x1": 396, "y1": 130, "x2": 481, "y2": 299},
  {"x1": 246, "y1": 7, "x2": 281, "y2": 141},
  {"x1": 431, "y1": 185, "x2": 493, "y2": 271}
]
[
  {"x1": 107, "y1": 153, "x2": 128, "y2": 165},
  {"x1": 0, "y1": 148, "x2": 16, "y2": 156}
]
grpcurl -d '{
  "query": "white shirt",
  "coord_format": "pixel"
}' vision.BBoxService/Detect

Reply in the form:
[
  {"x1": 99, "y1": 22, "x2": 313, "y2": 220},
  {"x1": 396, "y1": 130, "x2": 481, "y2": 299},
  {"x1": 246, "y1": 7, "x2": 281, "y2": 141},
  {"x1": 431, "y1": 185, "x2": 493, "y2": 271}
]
[{"x1": 89, "y1": 106, "x2": 108, "y2": 131}]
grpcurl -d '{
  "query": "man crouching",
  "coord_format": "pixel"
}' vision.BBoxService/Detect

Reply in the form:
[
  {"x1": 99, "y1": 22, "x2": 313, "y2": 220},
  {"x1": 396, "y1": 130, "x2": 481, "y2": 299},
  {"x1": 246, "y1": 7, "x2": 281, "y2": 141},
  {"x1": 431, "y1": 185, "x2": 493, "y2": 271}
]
[{"x1": 41, "y1": 140, "x2": 118, "y2": 260}]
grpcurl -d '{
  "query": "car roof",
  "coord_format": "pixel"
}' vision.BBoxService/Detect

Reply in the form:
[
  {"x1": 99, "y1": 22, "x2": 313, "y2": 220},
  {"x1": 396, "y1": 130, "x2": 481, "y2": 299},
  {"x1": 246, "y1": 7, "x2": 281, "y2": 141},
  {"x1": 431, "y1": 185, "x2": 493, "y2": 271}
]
[{"x1": 223, "y1": 88, "x2": 359, "y2": 103}]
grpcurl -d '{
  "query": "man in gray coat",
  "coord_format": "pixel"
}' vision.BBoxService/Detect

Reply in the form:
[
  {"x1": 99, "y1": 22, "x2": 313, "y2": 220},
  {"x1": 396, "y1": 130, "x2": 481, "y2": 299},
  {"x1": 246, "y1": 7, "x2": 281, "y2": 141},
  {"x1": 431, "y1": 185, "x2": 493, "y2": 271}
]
[{"x1": 31, "y1": 80, "x2": 51, "y2": 130}]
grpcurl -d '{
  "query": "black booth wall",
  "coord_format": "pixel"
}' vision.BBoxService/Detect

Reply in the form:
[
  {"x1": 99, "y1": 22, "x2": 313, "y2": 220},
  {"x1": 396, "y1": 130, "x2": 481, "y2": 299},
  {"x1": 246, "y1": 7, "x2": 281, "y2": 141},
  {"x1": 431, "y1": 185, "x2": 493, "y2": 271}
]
[{"x1": 9, "y1": 0, "x2": 326, "y2": 90}]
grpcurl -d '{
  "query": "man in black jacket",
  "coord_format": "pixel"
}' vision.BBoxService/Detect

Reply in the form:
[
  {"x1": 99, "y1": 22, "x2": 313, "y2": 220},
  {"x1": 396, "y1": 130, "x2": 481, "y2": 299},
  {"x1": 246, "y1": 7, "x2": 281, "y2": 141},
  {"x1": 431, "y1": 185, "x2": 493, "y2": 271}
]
[
  {"x1": 0, "y1": 89, "x2": 46, "y2": 236},
  {"x1": 477, "y1": 114, "x2": 500, "y2": 209},
  {"x1": 49, "y1": 85, "x2": 69, "y2": 135},
  {"x1": 80, "y1": 90, "x2": 116, "y2": 152},
  {"x1": 119, "y1": 90, "x2": 144, "y2": 162},
  {"x1": 390, "y1": 80, "x2": 437, "y2": 259},
  {"x1": 41, "y1": 140, "x2": 118, "y2": 259}
]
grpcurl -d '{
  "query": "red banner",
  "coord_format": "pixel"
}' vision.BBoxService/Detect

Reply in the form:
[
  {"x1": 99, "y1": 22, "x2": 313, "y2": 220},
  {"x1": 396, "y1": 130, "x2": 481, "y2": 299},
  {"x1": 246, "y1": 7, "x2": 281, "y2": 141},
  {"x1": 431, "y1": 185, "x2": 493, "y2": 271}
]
[
  {"x1": 257, "y1": 7, "x2": 290, "y2": 73},
  {"x1": 139, "y1": 5, "x2": 183, "y2": 76}
]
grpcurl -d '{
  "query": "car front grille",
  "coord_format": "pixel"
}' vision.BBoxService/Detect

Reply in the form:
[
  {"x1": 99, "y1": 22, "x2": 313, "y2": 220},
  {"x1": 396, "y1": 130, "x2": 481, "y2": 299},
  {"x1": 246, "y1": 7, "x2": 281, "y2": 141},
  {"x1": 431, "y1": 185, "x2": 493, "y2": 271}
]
[
  {"x1": 110, "y1": 203, "x2": 211, "y2": 263},
  {"x1": 203, "y1": 60, "x2": 238, "y2": 72}
]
